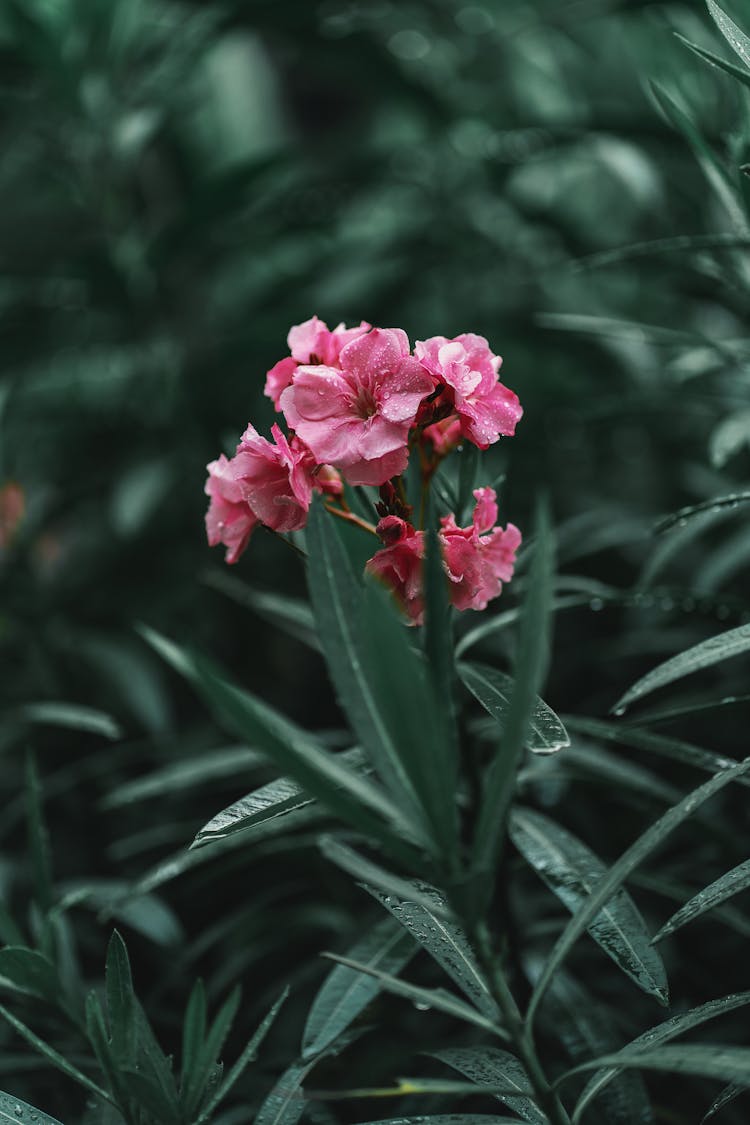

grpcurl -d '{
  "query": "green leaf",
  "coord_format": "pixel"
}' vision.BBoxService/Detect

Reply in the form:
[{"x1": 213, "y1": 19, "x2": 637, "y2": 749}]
[
  {"x1": 707, "y1": 0, "x2": 750, "y2": 71},
  {"x1": 0, "y1": 948, "x2": 58, "y2": 1004},
  {"x1": 255, "y1": 1058, "x2": 317, "y2": 1125},
  {"x1": 305, "y1": 501, "x2": 428, "y2": 831},
  {"x1": 18, "y1": 702, "x2": 122, "y2": 740},
  {"x1": 366, "y1": 886, "x2": 500, "y2": 1022},
  {"x1": 192, "y1": 748, "x2": 365, "y2": 848},
  {"x1": 0, "y1": 1002, "x2": 113, "y2": 1103},
  {"x1": 563, "y1": 1045, "x2": 750, "y2": 1088},
  {"x1": 471, "y1": 501, "x2": 555, "y2": 880},
  {"x1": 648, "y1": 82, "x2": 746, "y2": 231},
  {"x1": 195, "y1": 987, "x2": 289, "y2": 1124},
  {"x1": 613, "y1": 624, "x2": 750, "y2": 713},
  {"x1": 181, "y1": 979, "x2": 207, "y2": 1095},
  {"x1": 303, "y1": 916, "x2": 415, "y2": 1058},
  {"x1": 132, "y1": 1000, "x2": 180, "y2": 1119},
  {"x1": 433, "y1": 1047, "x2": 547, "y2": 1125},
  {"x1": 653, "y1": 492, "x2": 750, "y2": 535},
  {"x1": 105, "y1": 931, "x2": 137, "y2": 1066},
  {"x1": 703, "y1": 1081, "x2": 745, "y2": 1121},
  {"x1": 654, "y1": 857, "x2": 750, "y2": 941},
  {"x1": 675, "y1": 32, "x2": 750, "y2": 92},
  {"x1": 562, "y1": 715, "x2": 750, "y2": 787},
  {"x1": 359, "y1": 1118, "x2": 521, "y2": 1124},
  {"x1": 322, "y1": 954, "x2": 503, "y2": 1037},
  {"x1": 0, "y1": 1090, "x2": 63, "y2": 1125},
  {"x1": 526, "y1": 756, "x2": 750, "y2": 1027},
  {"x1": 509, "y1": 809, "x2": 668, "y2": 1004},
  {"x1": 460, "y1": 663, "x2": 569, "y2": 755},
  {"x1": 85, "y1": 990, "x2": 120, "y2": 1098},
  {"x1": 306, "y1": 502, "x2": 458, "y2": 861},
  {"x1": 573, "y1": 990, "x2": 750, "y2": 1123},
  {"x1": 423, "y1": 518, "x2": 458, "y2": 748},
  {"x1": 181, "y1": 986, "x2": 240, "y2": 1119},
  {"x1": 103, "y1": 746, "x2": 265, "y2": 808},
  {"x1": 140, "y1": 626, "x2": 419, "y2": 863}
]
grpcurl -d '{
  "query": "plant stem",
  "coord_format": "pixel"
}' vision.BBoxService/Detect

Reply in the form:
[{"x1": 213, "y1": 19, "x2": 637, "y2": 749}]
[
  {"x1": 324, "y1": 504, "x2": 377, "y2": 535},
  {"x1": 474, "y1": 923, "x2": 571, "y2": 1125}
]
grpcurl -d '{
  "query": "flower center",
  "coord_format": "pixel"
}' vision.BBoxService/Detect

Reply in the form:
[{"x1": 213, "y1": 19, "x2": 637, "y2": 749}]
[{"x1": 352, "y1": 385, "x2": 379, "y2": 420}]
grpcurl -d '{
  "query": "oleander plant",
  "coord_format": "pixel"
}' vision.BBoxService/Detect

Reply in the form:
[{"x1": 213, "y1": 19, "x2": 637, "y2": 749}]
[{"x1": 3, "y1": 0, "x2": 750, "y2": 1122}]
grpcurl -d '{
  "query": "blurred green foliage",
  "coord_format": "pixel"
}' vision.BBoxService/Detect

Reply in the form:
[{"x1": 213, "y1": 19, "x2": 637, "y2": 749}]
[{"x1": 3, "y1": 0, "x2": 750, "y2": 1120}]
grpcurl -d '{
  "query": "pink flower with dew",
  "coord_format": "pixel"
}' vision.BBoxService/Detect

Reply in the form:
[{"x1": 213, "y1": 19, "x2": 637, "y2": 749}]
[
  {"x1": 280, "y1": 327, "x2": 435, "y2": 486},
  {"x1": 415, "y1": 333, "x2": 522, "y2": 449},
  {"x1": 205, "y1": 454, "x2": 259, "y2": 565},
  {"x1": 366, "y1": 486, "x2": 521, "y2": 620},
  {"x1": 234, "y1": 423, "x2": 315, "y2": 533},
  {"x1": 366, "y1": 516, "x2": 426, "y2": 625},
  {"x1": 440, "y1": 487, "x2": 522, "y2": 612},
  {"x1": 264, "y1": 316, "x2": 371, "y2": 409}
]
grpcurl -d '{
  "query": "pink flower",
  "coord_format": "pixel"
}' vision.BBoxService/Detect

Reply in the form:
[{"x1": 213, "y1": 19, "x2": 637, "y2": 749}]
[
  {"x1": 415, "y1": 333, "x2": 522, "y2": 449},
  {"x1": 264, "y1": 317, "x2": 371, "y2": 409},
  {"x1": 366, "y1": 516, "x2": 426, "y2": 624},
  {"x1": 440, "y1": 487, "x2": 522, "y2": 612},
  {"x1": 280, "y1": 327, "x2": 434, "y2": 486},
  {"x1": 421, "y1": 415, "x2": 463, "y2": 456},
  {"x1": 366, "y1": 486, "x2": 521, "y2": 620},
  {"x1": 234, "y1": 423, "x2": 315, "y2": 533},
  {"x1": 205, "y1": 454, "x2": 258, "y2": 565}
]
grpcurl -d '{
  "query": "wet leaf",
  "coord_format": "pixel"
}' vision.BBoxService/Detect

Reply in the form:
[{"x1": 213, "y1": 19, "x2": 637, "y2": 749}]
[
  {"x1": 433, "y1": 1047, "x2": 547, "y2": 1125},
  {"x1": 613, "y1": 624, "x2": 750, "y2": 713},
  {"x1": 510, "y1": 809, "x2": 668, "y2": 1003},
  {"x1": 460, "y1": 662, "x2": 569, "y2": 755},
  {"x1": 654, "y1": 858, "x2": 750, "y2": 941}
]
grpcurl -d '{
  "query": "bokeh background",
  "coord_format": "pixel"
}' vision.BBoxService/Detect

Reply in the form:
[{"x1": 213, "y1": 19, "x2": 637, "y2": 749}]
[{"x1": 3, "y1": 0, "x2": 750, "y2": 1119}]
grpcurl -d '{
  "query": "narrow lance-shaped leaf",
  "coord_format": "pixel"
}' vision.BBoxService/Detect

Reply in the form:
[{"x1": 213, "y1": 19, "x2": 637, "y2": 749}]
[
  {"x1": 460, "y1": 662, "x2": 569, "y2": 754},
  {"x1": 613, "y1": 623, "x2": 750, "y2": 714},
  {"x1": 653, "y1": 857, "x2": 750, "y2": 942},
  {"x1": 708, "y1": 0, "x2": 750, "y2": 71},
  {"x1": 181, "y1": 986, "x2": 241, "y2": 1120},
  {"x1": 510, "y1": 808, "x2": 668, "y2": 1004},
  {"x1": 322, "y1": 954, "x2": 504, "y2": 1037},
  {"x1": 702, "y1": 1081, "x2": 746, "y2": 1121},
  {"x1": 195, "y1": 986, "x2": 289, "y2": 1125},
  {"x1": 572, "y1": 990, "x2": 750, "y2": 1123},
  {"x1": 562, "y1": 1045, "x2": 750, "y2": 1090},
  {"x1": 306, "y1": 501, "x2": 428, "y2": 833},
  {"x1": 0, "y1": 1090, "x2": 64, "y2": 1125},
  {"x1": 139, "y1": 627, "x2": 420, "y2": 865},
  {"x1": 471, "y1": 500, "x2": 555, "y2": 879},
  {"x1": 0, "y1": 1002, "x2": 113, "y2": 1104},
  {"x1": 526, "y1": 755, "x2": 750, "y2": 1028},
  {"x1": 652, "y1": 490, "x2": 750, "y2": 534},
  {"x1": 562, "y1": 715, "x2": 750, "y2": 788},
  {"x1": 675, "y1": 32, "x2": 750, "y2": 93},
  {"x1": 192, "y1": 747, "x2": 367, "y2": 848},
  {"x1": 364, "y1": 884, "x2": 500, "y2": 1022},
  {"x1": 358, "y1": 1116, "x2": 524, "y2": 1124},
  {"x1": 302, "y1": 915, "x2": 416, "y2": 1058},
  {"x1": 433, "y1": 1047, "x2": 547, "y2": 1125},
  {"x1": 360, "y1": 575, "x2": 459, "y2": 863},
  {"x1": 105, "y1": 930, "x2": 137, "y2": 1066}
]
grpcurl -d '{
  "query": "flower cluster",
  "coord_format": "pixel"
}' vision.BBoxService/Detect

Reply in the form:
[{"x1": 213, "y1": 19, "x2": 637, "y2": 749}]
[{"x1": 205, "y1": 317, "x2": 523, "y2": 619}]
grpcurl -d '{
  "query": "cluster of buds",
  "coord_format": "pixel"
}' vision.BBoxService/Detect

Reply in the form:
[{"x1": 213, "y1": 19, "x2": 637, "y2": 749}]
[{"x1": 205, "y1": 317, "x2": 523, "y2": 623}]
